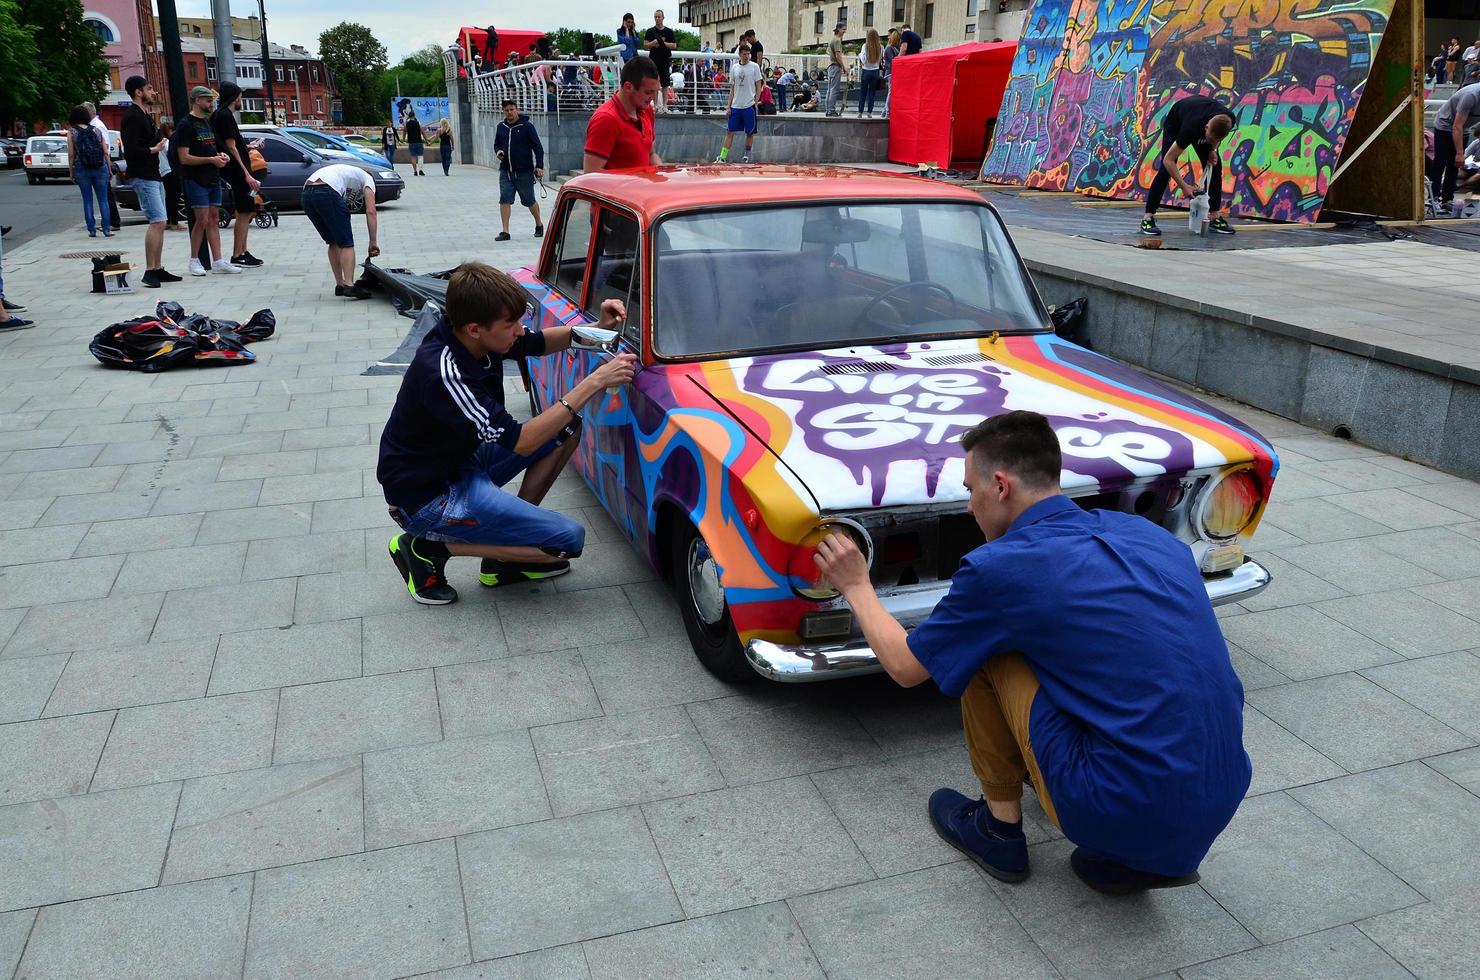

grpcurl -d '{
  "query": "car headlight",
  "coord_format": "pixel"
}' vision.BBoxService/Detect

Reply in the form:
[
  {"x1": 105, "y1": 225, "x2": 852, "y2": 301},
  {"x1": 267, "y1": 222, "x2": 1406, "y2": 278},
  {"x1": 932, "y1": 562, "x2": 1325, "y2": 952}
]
[
  {"x1": 788, "y1": 517, "x2": 873, "y2": 600},
  {"x1": 1196, "y1": 467, "x2": 1263, "y2": 541},
  {"x1": 378, "y1": 171, "x2": 399, "y2": 180}
]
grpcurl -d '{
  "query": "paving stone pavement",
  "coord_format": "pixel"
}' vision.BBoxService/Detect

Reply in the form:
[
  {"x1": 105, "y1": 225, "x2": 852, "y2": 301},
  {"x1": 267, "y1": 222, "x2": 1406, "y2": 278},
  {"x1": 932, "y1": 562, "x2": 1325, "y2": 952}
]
[{"x1": 0, "y1": 167, "x2": 1477, "y2": 979}]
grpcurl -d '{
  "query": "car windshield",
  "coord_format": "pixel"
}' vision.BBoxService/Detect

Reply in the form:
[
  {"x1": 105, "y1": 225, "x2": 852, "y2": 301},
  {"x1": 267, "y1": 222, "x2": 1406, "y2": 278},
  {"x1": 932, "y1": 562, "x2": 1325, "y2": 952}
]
[
  {"x1": 652, "y1": 201, "x2": 1048, "y2": 358},
  {"x1": 30, "y1": 138, "x2": 65, "y2": 153}
]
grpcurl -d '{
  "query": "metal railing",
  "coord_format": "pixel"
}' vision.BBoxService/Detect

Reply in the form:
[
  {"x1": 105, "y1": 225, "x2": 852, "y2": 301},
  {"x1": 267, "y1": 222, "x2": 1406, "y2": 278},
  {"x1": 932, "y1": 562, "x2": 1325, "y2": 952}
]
[{"x1": 442, "y1": 44, "x2": 854, "y2": 129}]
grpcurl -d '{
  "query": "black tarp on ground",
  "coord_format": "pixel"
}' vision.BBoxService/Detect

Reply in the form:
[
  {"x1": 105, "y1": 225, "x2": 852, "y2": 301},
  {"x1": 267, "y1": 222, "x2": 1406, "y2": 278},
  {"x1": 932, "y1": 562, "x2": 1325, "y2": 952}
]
[{"x1": 364, "y1": 302, "x2": 443, "y2": 376}]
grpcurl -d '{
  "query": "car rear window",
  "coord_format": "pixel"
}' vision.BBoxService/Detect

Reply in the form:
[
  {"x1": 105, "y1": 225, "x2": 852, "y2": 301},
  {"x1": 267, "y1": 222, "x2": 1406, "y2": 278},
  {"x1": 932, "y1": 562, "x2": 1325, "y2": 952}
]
[{"x1": 30, "y1": 139, "x2": 65, "y2": 153}]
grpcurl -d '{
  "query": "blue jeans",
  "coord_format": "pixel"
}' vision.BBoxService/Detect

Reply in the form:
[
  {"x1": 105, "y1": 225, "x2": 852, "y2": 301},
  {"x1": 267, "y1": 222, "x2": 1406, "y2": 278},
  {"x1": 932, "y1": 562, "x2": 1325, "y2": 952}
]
[
  {"x1": 133, "y1": 178, "x2": 167, "y2": 223},
  {"x1": 776, "y1": 84, "x2": 788, "y2": 111},
  {"x1": 389, "y1": 440, "x2": 584, "y2": 556},
  {"x1": 75, "y1": 164, "x2": 111, "y2": 234},
  {"x1": 859, "y1": 69, "x2": 880, "y2": 114}
]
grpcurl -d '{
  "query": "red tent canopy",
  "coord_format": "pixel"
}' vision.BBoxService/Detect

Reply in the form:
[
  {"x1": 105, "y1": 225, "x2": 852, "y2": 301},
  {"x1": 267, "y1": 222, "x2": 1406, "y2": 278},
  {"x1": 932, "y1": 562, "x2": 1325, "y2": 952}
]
[
  {"x1": 457, "y1": 27, "x2": 548, "y2": 67},
  {"x1": 887, "y1": 42, "x2": 1015, "y2": 168}
]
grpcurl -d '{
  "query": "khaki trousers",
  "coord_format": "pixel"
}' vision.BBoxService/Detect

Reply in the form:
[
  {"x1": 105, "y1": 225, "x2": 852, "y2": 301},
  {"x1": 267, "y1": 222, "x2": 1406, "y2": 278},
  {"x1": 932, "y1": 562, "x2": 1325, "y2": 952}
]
[{"x1": 961, "y1": 652, "x2": 1061, "y2": 829}]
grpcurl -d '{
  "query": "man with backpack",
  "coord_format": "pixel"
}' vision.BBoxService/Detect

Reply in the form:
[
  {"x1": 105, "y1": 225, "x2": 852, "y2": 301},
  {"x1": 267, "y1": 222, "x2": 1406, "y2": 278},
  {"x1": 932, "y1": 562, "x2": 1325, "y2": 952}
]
[
  {"x1": 493, "y1": 100, "x2": 545, "y2": 242},
  {"x1": 121, "y1": 76, "x2": 181, "y2": 288}
]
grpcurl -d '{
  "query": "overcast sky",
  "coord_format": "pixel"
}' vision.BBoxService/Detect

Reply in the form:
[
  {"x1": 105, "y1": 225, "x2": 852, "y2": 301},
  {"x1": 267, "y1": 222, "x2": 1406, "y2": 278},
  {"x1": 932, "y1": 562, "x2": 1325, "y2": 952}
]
[{"x1": 172, "y1": 0, "x2": 693, "y2": 63}]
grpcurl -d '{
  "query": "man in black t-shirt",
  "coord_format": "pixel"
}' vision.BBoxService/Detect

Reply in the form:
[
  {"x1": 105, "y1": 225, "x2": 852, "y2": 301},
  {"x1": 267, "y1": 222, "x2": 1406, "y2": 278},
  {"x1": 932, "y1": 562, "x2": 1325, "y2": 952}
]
[
  {"x1": 120, "y1": 75, "x2": 180, "y2": 288},
  {"x1": 1142, "y1": 95, "x2": 1236, "y2": 237},
  {"x1": 211, "y1": 83, "x2": 264, "y2": 268},
  {"x1": 646, "y1": 10, "x2": 677, "y2": 111},
  {"x1": 169, "y1": 86, "x2": 240, "y2": 277}
]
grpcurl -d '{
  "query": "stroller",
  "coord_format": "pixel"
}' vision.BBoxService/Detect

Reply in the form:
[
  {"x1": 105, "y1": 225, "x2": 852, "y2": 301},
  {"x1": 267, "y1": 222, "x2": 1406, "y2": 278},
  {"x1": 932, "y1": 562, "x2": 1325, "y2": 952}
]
[{"x1": 219, "y1": 140, "x2": 278, "y2": 228}]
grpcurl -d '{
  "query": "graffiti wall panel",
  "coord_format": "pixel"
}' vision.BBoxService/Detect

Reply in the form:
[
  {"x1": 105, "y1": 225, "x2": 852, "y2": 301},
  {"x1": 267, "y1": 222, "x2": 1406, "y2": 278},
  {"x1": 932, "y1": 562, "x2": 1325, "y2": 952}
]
[{"x1": 981, "y1": 0, "x2": 1398, "y2": 221}]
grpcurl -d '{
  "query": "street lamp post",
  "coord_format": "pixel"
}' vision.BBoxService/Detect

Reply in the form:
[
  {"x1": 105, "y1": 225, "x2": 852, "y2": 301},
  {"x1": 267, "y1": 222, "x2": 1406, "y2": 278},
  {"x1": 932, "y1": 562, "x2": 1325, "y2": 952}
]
[{"x1": 257, "y1": 0, "x2": 275, "y2": 123}]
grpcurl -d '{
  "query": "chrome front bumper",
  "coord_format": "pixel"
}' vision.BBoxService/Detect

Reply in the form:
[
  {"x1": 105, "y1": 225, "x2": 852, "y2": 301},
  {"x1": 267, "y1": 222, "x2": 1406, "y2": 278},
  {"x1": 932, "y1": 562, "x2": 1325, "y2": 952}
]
[{"x1": 743, "y1": 558, "x2": 1271, "y2": 682}]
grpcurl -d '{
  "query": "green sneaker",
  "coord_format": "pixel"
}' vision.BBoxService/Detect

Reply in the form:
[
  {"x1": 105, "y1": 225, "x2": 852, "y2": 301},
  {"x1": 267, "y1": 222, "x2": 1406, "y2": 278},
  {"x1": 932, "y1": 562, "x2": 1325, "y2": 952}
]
[
  {"x1": 1209, "y1": 216, "x2": 1236, "y2": 235},
  {"x1": 478, "y1": 558, "x2": 572, "y2": 588},
  {"x1": 1140, "y1": 216, "x2": 1161, "y2": 237},
  {"x1": 388, "y1": 534, "x2": 458, "y2": 605}
]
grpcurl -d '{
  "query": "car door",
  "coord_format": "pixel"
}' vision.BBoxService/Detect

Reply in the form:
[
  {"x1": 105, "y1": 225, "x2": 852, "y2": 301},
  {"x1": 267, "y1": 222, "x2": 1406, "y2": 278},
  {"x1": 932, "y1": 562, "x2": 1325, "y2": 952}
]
[
  {"x1": 256, "y1": 136, "x2": 316, "y2": 208},
  {"x1": 565, "y1": 204, "x2": 651, "y2": 542}
]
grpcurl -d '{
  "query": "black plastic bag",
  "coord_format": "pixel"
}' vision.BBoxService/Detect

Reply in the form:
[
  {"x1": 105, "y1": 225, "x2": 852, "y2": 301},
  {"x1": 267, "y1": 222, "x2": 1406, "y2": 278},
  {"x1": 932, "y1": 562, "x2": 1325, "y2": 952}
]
[
  {"x1": 90, "y1": 317, "x2": 200, "y2": 372},
  {"x1": 1049, "y1": 297, "x2": 1091, "y2": 350},
  {"x1": 155, "y1": 302, "x2": 275, "y2": 343}
]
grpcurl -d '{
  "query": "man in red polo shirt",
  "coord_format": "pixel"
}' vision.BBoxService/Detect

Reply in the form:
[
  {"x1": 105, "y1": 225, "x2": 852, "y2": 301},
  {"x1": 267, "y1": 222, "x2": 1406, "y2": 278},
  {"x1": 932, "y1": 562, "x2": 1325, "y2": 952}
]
[{"x1": 584, "y1": 57, "x2": 664, "y2": 171}]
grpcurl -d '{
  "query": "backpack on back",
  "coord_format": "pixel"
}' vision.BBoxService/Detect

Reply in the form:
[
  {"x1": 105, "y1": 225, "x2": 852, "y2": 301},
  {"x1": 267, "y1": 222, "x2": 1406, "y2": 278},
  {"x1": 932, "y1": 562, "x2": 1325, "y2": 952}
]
[{"x1": 74, "y1": 126, "x2": 105, "y2": 168}]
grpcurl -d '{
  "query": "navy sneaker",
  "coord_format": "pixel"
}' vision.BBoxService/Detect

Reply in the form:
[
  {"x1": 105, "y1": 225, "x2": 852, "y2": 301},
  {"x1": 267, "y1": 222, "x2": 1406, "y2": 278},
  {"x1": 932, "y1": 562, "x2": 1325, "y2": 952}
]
[
  {"x1": 1209, "y1": 216, "x2": 1236, "y2": 235},
  {"x1": 1069, "y1": 847, "x2": 1201, "y2": 895},
  {"x1": 928, "y1": 788, "x2": 1029, "y2": 883},
  {"x1": 1140, "y1": 216, "x2": 1161, "y2": 237}
]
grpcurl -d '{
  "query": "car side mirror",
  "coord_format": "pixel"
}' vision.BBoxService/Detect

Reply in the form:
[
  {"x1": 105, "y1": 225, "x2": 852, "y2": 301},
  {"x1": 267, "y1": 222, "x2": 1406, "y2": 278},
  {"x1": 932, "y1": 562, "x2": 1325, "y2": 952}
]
[
  {"x1": 570, "y1": 326, "x2": 619, "y2": 352},
  {"x1": 301, "y1": 154, "x2": 313, "y2": 165}
]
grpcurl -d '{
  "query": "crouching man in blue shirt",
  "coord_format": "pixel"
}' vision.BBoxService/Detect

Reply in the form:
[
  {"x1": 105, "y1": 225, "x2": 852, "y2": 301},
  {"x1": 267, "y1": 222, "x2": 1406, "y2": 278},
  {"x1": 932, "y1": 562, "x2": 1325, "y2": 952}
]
[
  {"x1": 814, "y1": 410, "x2": 1251, "y2": 893},
  {"x1": 377, "y1": 261, "x2": 636, "y2": 604}
]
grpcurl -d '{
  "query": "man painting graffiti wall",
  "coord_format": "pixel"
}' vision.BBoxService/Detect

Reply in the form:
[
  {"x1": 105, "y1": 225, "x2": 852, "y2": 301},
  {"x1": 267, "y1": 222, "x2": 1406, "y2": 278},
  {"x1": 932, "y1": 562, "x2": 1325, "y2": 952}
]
[
  {"x1": 1140, "y1": 95, "x2": 1236, "y2": 237},
  {"x1": 982, "y1": 0, "x2": 1397, "y2": 223}
]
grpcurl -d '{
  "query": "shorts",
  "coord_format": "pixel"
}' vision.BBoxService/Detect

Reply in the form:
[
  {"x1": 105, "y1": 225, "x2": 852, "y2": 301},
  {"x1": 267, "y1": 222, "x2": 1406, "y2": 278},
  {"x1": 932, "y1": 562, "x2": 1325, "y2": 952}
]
[
  {"x1": 499, "y1": 170, "x2": 536, "y2": 206},
  {"x1": 302, "y1": 184, "x2": 353, "y2": 247},
  {"x1": 389, "y1": 439, "x2": 584, "y2": 556},
  {"x1": 224, "y1": 165, "x2": 256, "y2": 214},
  {"x1": 184, "y1": 178, "x2": 222, "y2": 209},
  {"x1": 727, "y1": 105, "x2": 757, "y2": 134},
  {"x1": 133, "y1": 178, "x2": 166, "y2": 223},
  {"x1": 408, "y1": 142, "x2": 424, "y2": 157}
]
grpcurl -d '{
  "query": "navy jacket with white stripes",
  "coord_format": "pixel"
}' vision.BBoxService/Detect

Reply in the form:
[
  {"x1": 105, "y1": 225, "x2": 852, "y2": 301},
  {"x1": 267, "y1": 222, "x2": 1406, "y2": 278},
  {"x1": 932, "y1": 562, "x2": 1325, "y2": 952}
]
[{"x1": 377, "y1": 313, "x2": 546, "y2": 513}]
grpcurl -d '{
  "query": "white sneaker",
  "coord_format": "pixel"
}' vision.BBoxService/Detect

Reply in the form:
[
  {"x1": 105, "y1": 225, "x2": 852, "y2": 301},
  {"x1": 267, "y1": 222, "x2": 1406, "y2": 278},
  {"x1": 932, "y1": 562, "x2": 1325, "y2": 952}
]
[
  {"x1": 189, "y1": 259, "x2": 208, "y2": 277},
  {"x1": 211, "y1": 260, "x2": 242, "y2": 275}
]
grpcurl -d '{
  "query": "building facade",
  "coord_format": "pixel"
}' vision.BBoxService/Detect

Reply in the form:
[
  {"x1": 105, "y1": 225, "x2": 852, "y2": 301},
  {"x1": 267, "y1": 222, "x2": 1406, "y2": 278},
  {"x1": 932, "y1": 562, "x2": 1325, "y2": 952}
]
[
  {"x1": 682, "y1": 0, "x2": 1031, "y2": 51},
  {"x1": 168, "y1": 35, "x2": 337, "y2": 126},
  {"x1": 174, "y1": 14, "x2": 264, "y2": 41},
  {"x1": 83, "y1": 0, "x2": 167, "y2": 128}
]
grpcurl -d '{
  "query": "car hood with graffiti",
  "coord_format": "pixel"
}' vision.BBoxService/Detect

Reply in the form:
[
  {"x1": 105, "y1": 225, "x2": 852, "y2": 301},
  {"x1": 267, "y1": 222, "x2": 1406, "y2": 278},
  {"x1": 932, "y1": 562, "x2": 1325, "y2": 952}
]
[{"x1": 685, "y1": 333, "x2": 1278, "y2": 512}]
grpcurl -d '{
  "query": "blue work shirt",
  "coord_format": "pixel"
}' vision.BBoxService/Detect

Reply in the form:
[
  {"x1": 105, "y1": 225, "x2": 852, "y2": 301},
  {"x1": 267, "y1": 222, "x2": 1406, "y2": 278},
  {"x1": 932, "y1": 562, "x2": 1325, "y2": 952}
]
[{"x1": 907, "y1": 495, "x2": 1251, "y2": 876}]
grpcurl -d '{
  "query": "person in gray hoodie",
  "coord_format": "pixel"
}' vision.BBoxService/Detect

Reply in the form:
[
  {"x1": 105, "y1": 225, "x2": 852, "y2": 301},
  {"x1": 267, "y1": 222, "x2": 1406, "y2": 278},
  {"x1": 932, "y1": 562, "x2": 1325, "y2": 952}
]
[{"x1": 493, "y1": 101, "x2": 546, "y2": 241}]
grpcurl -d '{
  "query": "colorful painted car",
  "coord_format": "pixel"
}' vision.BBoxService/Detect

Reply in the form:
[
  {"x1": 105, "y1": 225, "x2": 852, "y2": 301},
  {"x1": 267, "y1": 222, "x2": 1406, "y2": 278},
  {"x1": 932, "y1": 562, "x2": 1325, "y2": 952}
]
[{"x1": 515, "y1": 166, "x2": 1277, "y2": 682}]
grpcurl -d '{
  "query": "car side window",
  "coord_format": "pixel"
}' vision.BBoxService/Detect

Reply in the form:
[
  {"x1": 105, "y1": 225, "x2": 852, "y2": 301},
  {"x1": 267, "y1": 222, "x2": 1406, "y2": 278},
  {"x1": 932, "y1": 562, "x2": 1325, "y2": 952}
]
[
  {"x1": 260, "y1": 138, "x2": 303, "y2": 163},
  {"x1": 586, "y1": 209, "x2": 641, "y2": 345},
  {"x1": 552, "y1": 198, "x2": 594, "y2": 303}
]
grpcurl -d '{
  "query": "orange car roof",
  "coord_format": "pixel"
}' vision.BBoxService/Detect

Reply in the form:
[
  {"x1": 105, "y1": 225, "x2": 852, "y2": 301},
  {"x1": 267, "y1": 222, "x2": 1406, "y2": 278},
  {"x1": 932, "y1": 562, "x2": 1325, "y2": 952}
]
[{"x1": 563, "y1": 165, "x2": 988, "y2": 219}]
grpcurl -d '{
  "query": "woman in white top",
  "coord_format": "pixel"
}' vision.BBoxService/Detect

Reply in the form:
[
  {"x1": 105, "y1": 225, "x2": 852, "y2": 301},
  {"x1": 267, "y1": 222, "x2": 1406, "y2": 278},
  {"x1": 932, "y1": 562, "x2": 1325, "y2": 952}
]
[{"x1": 857, "y1": 29, "x2": 883, "y2": 117}]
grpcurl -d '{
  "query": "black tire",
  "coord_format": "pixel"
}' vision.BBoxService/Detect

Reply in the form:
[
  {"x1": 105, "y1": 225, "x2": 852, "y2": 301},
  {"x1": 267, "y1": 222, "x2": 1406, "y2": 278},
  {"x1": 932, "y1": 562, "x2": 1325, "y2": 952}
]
[
  {"x1": 670, "y1": 518, "x2": 754, "y2": 682},
  {"x1": 27, "y1": 175, "x2": 37, "y2": 185}
]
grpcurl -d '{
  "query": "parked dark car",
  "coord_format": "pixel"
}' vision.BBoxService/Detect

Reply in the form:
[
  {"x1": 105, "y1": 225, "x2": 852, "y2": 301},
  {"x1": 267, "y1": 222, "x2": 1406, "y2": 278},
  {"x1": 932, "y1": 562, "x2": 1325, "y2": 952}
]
[
  {"x1": 1, "y1": 138, "x2": 22, "y2": 169},
  {"x1": 114, "y1": 132, "x2": 403, "y2": 213}
]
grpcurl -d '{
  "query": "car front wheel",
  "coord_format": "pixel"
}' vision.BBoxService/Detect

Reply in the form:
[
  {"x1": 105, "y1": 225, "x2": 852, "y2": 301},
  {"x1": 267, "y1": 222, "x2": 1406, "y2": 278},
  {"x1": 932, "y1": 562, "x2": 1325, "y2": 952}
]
[{"x1": 671, "y1": 519, "x2": 753, "y2": 682}]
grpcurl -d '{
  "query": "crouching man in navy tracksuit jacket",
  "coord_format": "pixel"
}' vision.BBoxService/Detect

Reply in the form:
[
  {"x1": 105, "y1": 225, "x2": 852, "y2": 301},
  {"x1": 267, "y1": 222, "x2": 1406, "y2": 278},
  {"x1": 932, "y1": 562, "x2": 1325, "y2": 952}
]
[
  {"x1": 376, "y1": 261, "x2": 636, "y2": 604},
  {"x1": 493, "y1": 101, "x2": 546, "y2": 241}
]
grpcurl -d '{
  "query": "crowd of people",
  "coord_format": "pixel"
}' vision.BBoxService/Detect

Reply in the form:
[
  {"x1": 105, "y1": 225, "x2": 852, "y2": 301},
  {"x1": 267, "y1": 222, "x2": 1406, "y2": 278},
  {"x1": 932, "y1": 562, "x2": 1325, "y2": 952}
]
[{"x1": 1431, "y1": 36, "x2": 1480, "y2": 86}]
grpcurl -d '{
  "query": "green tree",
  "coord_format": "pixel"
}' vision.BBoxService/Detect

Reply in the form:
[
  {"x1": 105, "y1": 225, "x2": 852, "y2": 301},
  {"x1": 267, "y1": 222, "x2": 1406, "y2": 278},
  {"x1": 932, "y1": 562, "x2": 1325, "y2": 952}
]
[
  {"x1": 675, "y1": 29, "x2": 700, "y2": 51},
  {"x1": 14, "y1": 0, "x2": 106, "y2": 124},
  {"x1": 0, "y1": 0, "x2": 40, "y2": 130},
  {"x1": 374, "y1": 54, "x2": 444, "y2": 121},
  {"x1": 408, "y1": 43, "x2": 444, "y2": 69},
  {"x1": 318, "y1": 21, "x2": 388, "y2": 124},
  {"x1": 546, "y1": 27, "x2": 616, "y2": 56}
]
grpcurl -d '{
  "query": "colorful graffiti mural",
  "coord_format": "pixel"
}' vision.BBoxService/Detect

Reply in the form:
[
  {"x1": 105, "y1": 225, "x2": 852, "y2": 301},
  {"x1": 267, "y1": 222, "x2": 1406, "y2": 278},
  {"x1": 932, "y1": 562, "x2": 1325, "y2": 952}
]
[{"x1": 981, "y1": 0, "x2": 1397, "y2": 221}]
